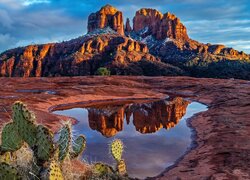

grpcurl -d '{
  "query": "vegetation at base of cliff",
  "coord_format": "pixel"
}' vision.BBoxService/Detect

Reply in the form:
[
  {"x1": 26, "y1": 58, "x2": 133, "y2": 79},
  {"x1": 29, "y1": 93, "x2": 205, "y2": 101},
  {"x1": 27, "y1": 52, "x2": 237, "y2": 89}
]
[
  {"x1": 96, "y1": 67, "x2": 111, "y2": 76},
  {"x1": 110, "y1": 59, "x2": 187, "y2": 76},
  {"x1": 184, "y1": 59, "x2": 250, "y2": 80},
  {"x1": 0, "y1": 101, "x2": 129, "y2": 180},
  {"x1": 94, "y1": 59, "x2": 250, "y2": 80}
]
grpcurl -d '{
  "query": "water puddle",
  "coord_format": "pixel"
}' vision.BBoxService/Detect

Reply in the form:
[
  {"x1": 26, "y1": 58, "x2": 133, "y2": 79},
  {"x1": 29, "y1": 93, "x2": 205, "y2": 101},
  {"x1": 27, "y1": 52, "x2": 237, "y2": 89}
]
[
  {"x1": 53, "y1": 97, "x2": 207, "y2": 179},
  {"x1": 16, "y1": 89, "x2": 56, "y2": 95}
]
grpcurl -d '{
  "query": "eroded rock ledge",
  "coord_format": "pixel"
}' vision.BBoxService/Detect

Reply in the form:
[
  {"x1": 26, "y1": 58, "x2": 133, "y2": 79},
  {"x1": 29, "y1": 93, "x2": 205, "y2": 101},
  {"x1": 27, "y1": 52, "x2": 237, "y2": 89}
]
[{"x1": 0, "y1": 76, "x2": 249, "y2": 179}]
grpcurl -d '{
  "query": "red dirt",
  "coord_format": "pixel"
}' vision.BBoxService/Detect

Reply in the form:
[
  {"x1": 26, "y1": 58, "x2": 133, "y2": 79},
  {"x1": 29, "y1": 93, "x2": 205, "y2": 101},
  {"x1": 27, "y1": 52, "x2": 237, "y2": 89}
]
[{"x1": 0, "y1": 76, "x2": 249, "y2": 179}]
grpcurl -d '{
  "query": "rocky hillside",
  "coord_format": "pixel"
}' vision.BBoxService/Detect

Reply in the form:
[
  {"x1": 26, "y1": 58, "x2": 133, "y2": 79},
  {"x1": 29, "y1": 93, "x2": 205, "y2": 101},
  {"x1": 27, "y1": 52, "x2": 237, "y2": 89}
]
[
  {"x1": 0, "y1": 4, "x2": 250, "y2": 79},
  {"x1": 129, "y1": 8, "x2": 249, "y2": 63}
]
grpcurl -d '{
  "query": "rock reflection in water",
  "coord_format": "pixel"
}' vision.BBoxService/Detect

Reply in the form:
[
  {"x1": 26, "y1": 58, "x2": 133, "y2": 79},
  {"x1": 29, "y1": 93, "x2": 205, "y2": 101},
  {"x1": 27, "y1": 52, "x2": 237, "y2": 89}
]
[
  {"x1": 88, "y1": 97, "x2": 189, "y2": 137},
  {"x1": 88, "y1": 105, "x2": 125, "y2": 137},
  {"x1": 53, "y1": 97, "x2": 207, "y2": 179}
]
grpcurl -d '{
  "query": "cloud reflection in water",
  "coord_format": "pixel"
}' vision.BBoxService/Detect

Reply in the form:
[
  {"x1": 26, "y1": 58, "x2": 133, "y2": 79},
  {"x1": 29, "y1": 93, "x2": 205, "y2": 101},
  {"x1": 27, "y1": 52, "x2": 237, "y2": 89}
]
[{"x1": 54, "y1": 97, "x2": 207, "y2": 178}]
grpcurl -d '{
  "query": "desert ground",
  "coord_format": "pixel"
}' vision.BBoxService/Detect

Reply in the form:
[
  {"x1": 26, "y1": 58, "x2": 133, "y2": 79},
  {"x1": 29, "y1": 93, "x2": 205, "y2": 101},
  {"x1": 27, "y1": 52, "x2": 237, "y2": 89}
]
[{"x1": 0, "y1": 76, "x2": 250, "y2": 179}]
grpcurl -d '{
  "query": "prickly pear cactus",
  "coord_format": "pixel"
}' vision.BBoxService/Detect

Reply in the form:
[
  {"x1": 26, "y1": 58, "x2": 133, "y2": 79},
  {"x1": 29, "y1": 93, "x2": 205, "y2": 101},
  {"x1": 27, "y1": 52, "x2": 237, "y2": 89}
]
[
  {"x1": 41, "y1": 160, "x2": 63, "y2": 180},
  {"x1": 58, "y1": 123, "x2": 71, "y2": 161},
  {"x1": 12, "y1": 101, "x2": 37, "y2": 148},
  {"x1": 116, "y1": 159, "x2": 127, "y2": 176},
  {"x1": 1, "y1": 122, "x2": 23, "y2": 152},
  {"x1": 0, "y1": 162, "x2": 21, "y2": 180},
  {"x1": 110, "y1": 139, "x2": 124, "y2": 162},
  {"x1": 70, "y1": 135, "x2": 86, "y2": 159},
  {"x1": 19, "y1": 120, "x2": 37, "y2": 148},
  {"x1": 94, "y1": 162, "x2": 114, "y2": 176},
  {"x1": 35, "y1": 125, "x2": 55, "y2": 163},
  {"x1": 12, "y1": 101, "x2": 36, "y2": 124}
]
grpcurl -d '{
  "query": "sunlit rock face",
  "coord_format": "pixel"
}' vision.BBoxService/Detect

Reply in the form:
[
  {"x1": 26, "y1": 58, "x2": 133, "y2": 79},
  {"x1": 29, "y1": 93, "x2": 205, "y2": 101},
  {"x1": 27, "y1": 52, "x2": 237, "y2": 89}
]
[
  {"x1": 87, "y1": 97, "x2": 189, "y2": 136},
  {"x1": 88, "y1": 4, "x2": 124, "y2": 35},
  {"x1": 0, "y1": 33, "x2": 159, "y2": 77},
  {"x1": 88, "y1": 105, "x2": 125, "y2": 137},
  {"x1": 133, "y1": 8, "x2": 189, "y2": 41},
  {"x1": 131, "y1": 8, "x2": 249, "y2": 64}
]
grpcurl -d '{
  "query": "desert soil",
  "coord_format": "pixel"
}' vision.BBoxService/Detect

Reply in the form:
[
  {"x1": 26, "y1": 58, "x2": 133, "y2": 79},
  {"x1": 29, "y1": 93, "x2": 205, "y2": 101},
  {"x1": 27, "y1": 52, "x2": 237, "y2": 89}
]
[{"x1": 0, "y1": 76, "x2": 249, "y2": 180}]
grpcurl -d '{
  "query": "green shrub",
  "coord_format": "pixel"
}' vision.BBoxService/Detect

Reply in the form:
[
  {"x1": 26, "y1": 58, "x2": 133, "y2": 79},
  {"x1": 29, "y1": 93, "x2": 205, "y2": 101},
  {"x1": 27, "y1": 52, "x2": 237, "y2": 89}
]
[{"x1": 96, "y1": 67, "x2": 111, "y2": 76}]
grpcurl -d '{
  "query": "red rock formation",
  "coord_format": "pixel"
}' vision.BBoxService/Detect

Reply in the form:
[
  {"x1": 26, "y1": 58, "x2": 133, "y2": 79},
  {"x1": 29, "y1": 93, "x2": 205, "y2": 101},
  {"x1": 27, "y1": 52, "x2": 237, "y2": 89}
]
[
  {"x1": 130, "y1": 97, "x2": 189, "y2": 133},
  {"x1": 0, "y1": 34, "x2": 158, "y2": 77},
  {"x1": 153, "y1": 38, "x2": 250, "y2": 64},
  {"x1": 125, "y1": 18, "x2": 132, "y2": 33},
  {"x1": 133, "y1": 8, "x2": 189, "y2": 41},
  {"x1": 88, "y1": 106, "x2": 125, "y2": 137},
  {"x1": 133, "y1": 8, "x2": 163, "y2": 37},
  {"x1": 157, "y1": 12, "x2": 189, "y2": 41},
  {"x1": 88, "y1": 4, "x2": 124, "y2": 35},
  {"x1": 131, "y1": 8, "x2": 249, "y2": 63}
]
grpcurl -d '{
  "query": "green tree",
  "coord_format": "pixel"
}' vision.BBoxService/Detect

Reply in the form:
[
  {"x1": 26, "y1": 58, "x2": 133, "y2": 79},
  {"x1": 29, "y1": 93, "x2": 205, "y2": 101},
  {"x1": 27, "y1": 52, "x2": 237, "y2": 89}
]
[{"x1": 96, "y1": 67, "x2": 111, "y2": 76}]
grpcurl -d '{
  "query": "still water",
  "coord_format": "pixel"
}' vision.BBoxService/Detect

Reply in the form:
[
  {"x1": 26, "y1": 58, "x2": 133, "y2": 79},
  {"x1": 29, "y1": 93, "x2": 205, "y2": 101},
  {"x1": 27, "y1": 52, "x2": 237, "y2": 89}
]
[{"x1": 53, "y1": 97, "x2": 207, "y2": 179}]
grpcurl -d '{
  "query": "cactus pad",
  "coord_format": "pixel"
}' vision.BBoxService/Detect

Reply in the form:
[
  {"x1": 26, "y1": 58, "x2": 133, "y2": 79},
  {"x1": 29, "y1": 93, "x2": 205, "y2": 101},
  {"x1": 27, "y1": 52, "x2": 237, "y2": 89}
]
[
  {"x1": 0, "y1": 162, "x2": 21, "y2": 180},
  {"x1": 117, "y1": 159, "x2": 127, "y2": 176},
  {"x1": 18, "y1": 119, "x2": 37, "y2": 148},
  {"x1": 42, "y1": 160, "x2": 63, "y2": 180},
  {"x1": 70, "y1": 135, "x2": 86, "y2": 159},
  {"x1": 34, "y1": 125, "x2": 55, "y2": 162},
  {"x1": 12, "y1": 101, "x2": 37, "y2": 147},
  {"x1": 1, "y1": 122, "x2": 23, "y2": 152},
  {"x1": 12, "y1": 101, "x2": 35, "y2": 123},
  {"x1": 110, "y1": 139, "x2": 124, "y2": 162},
  {"x1": 58, "y1": 123, "x2": 71, "y2": 161}
]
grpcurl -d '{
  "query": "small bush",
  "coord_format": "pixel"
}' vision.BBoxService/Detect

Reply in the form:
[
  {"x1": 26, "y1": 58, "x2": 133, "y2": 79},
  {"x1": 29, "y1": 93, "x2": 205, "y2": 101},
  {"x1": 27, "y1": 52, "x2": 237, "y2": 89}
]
[{"x1": 96, "y1": 67, "x2": 111, "y2": 76}]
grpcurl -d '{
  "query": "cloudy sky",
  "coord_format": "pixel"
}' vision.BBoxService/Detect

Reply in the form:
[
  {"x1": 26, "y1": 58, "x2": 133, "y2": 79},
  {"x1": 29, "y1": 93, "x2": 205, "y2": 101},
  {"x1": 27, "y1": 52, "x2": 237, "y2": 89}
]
[{"x1": 0, "y1": 0, "x2": 250, "y2": 53}]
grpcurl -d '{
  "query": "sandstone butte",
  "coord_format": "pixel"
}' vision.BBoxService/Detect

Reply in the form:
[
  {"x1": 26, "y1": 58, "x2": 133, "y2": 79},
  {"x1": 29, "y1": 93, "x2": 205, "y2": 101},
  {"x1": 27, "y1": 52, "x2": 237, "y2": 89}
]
[
  {"x1": 0, "y1": 4, "x2": 249, "y2": 78},
  {"x1": 0, "y1": 76, "x2": 249, "y2": 179},
  {"x1": 133, "y1": 8, "x2": 189, "y2": 41},
  {"x1": 88, "y1": 4, "x2": 124, "y2": 35}
]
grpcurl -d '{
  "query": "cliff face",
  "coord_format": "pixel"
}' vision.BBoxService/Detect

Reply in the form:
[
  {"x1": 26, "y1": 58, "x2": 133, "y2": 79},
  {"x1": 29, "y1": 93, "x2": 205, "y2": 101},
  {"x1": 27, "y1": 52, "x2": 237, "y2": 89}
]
[
  {"x1": 0, "y1": 33, "x2": 159, "y2": 77},
  {"x1": 88, "y1": 5, "x2": 124, "y2": 35},
  {"x1": 133, "y1": 8, "x2": 189, "y2": 41},
  {"x1": 0, "y1": 4, "x2": 249, "y2": 78},
  {"x1": 131, "y1": 8, "x2": 249, "y2": 63}
]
